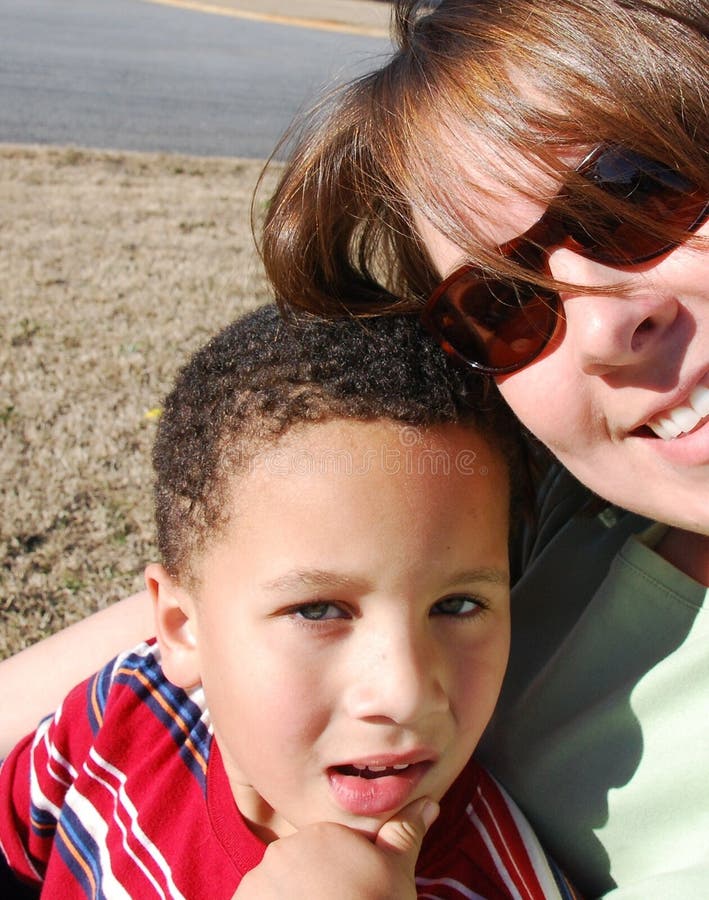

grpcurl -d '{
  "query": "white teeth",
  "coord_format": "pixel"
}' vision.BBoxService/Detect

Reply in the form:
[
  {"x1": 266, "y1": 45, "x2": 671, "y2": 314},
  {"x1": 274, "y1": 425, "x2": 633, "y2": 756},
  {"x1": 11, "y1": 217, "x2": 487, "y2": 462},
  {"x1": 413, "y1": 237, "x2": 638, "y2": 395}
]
[
  {"x1": 690, "y1": 383, "x2": 709, "y2": 417},
  {"x1": 668, "y1": 406, "x2": 700, "y2": 433},
  {"x1": 648, "y1": 419, "x2": 673, "y2": 440},
  {"x1": 658, "y1": 415, "x2": 684, "y2": 438},
  {"x1": 393, "y1": 764, "x2": 410, "y2": 770},
  {"x1": 647, "y1": 377, "x2": 709, "y2": 440},
  {"x1": 368, "y1": 765, "x2": 388, "y2": 772},
  {"x1": 353, "y1": 764, "x2": 367, "y2": 771}
]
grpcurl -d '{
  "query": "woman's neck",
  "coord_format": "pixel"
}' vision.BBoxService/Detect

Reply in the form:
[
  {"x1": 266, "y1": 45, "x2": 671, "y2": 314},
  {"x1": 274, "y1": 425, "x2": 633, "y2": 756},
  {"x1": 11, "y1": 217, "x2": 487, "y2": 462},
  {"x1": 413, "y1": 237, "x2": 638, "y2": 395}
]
[{"x1": 655, "y1": 527, "x2": 709, "y2": 587}]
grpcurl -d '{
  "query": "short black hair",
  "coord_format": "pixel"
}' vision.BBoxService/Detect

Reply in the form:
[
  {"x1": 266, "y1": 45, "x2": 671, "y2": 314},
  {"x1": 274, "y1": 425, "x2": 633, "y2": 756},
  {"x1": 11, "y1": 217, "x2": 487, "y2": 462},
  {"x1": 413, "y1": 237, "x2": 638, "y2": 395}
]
[{"x1": 153, "y1": 303, "x2": 526, "y2": 584}]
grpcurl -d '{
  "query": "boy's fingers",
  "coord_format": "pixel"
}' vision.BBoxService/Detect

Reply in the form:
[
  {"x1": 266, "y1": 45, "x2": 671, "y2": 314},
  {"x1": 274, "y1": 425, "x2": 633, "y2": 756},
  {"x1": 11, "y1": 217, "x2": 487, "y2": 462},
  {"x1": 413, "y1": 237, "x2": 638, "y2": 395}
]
[{"x1": 374, "y1": 798, "x2": 439, "y2": 856}]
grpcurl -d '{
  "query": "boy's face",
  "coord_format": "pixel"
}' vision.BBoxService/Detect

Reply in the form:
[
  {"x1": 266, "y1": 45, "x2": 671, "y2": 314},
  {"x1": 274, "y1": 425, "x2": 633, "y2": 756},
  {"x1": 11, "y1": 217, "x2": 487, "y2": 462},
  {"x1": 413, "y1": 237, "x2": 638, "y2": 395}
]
[{"x1": 155, "y1": 418, "x2": 510, "y2": 842}]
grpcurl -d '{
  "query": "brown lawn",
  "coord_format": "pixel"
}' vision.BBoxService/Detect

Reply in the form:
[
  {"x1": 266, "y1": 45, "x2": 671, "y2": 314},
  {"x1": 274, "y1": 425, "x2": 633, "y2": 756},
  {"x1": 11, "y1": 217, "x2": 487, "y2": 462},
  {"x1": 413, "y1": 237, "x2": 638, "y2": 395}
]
[{"x1": 1, "y1": 144, "x2": 277, "y2": 657}]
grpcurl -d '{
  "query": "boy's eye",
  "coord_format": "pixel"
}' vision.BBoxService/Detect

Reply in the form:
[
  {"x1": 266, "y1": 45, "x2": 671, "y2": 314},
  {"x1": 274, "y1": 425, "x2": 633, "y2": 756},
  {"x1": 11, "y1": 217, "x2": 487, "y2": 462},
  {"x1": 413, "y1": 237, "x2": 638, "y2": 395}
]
[
  {"x1": 294, "y1": 602, "x2": 347, "y2": 621},
  {"x1": 431, "y1": 595, "x2": 481, "y2": 617}
]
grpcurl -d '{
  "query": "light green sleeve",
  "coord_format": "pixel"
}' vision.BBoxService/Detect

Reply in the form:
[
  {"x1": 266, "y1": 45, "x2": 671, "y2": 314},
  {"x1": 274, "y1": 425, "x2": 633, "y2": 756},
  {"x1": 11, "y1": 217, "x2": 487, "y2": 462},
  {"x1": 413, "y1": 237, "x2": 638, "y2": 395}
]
[{"x1": 479, "y1": 466, "x2": 709, "y2": 899}]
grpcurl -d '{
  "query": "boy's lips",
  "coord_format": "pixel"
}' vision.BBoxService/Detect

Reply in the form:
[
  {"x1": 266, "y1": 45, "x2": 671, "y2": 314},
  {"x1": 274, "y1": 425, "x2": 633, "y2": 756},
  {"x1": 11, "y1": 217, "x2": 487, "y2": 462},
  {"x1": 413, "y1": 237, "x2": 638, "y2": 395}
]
[{"x1": 327, "y1": 754, "x2": 435, "y2": 816}]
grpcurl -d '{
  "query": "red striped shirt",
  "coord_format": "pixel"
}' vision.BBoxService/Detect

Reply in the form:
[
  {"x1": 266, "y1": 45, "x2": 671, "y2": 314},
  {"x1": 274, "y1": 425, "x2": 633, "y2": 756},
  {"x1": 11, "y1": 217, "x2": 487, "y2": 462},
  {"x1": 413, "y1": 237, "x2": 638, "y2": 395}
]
[{"x1": 0, "y1": 642, "x2": 580, "y2": 899}]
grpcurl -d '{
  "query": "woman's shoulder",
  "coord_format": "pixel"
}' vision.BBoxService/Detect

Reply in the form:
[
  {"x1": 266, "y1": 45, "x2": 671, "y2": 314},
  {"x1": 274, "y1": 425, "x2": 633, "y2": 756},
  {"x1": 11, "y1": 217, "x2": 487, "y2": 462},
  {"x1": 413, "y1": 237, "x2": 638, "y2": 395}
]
[{"x1": 511, "y1": 458, "x2": 651, "y2": 583}]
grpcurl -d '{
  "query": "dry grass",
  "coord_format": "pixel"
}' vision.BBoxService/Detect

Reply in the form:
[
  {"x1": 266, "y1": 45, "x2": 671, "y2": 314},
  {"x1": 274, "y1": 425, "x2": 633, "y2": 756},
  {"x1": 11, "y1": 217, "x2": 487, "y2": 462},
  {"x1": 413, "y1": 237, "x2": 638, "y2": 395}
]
[{"x1": 0, "y1": 144, "x2": 277, "y2": 658}]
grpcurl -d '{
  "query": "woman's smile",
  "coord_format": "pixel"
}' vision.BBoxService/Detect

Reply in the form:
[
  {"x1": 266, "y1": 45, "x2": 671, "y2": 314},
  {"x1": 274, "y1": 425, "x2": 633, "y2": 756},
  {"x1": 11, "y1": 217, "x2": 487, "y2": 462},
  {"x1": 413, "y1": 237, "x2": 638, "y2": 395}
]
[{"x1": 642, "y1": 372, "x2": 709, "y2": 441}]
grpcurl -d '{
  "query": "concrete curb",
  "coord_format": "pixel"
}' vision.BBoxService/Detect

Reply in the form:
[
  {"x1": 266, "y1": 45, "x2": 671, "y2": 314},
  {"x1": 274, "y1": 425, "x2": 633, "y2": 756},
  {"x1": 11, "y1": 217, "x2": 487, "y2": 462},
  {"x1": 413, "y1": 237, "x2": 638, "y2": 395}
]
[{"x1": 140, "y1": 0, "x2": 392, "y2": 37}]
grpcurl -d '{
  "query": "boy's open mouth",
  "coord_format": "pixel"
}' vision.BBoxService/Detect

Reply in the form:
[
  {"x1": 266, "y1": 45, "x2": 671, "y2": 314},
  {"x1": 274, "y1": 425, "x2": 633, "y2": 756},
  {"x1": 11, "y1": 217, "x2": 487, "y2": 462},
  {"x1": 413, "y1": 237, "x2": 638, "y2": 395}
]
[
  {"x1": 327, "y1": 760, "x2": 433, "y2": 816},
  {"x1": 334, "y1": 763, "x2": 414, "y2": 780}
]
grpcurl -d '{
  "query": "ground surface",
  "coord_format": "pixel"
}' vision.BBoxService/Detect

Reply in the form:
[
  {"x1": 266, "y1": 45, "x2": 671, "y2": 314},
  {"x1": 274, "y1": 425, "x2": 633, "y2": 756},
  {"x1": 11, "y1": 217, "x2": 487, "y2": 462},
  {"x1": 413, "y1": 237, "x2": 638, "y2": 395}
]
[{"x1": 1, "y1": 144, "x2": 276, "y2": 657}]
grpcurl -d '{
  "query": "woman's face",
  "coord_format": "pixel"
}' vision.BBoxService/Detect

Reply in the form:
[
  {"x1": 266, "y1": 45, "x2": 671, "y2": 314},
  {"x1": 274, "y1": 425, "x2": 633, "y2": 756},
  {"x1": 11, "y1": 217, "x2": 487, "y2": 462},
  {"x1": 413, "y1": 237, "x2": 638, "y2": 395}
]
[{"x1": 417, "y1": 156, "x2": 709, "y2": 535}]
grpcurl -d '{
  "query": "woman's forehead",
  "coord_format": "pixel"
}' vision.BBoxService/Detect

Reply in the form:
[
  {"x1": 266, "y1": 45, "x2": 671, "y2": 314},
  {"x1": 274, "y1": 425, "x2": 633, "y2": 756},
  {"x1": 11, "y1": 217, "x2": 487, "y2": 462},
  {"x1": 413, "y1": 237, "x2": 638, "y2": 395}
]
[
  {"x1": 412, "y1": 211, "x2": 465, "y2": 278},
  {"x1": 410, "y1": 148, "x2": 551, "y2": 273},
  {"x1": 408, "y1": 123, "x2": 588, "y2": 271}
]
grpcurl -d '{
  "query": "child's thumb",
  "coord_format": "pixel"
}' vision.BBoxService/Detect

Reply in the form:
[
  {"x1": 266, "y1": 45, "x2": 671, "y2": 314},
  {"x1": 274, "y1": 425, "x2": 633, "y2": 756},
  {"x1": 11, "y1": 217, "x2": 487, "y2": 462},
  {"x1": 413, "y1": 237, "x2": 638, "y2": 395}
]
[{"x1": 374, "y1": 797, "x2": 439, "y2": 858}]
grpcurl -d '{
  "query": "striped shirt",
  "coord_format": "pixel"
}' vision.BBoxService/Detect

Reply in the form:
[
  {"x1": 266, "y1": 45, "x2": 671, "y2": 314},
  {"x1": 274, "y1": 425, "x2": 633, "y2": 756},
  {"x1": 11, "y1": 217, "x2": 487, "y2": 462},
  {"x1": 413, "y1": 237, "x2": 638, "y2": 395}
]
[{"x1": 0, "y1": 641, "x2": 580, "y2": 899}]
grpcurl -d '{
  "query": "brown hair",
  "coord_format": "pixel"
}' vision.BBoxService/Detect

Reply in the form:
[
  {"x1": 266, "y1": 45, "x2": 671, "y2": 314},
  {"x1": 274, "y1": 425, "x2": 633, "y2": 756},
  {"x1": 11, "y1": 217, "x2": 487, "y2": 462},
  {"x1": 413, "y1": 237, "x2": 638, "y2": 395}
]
[{"x1": 260, "y1": 0, "x2": 708, "y2": 317}]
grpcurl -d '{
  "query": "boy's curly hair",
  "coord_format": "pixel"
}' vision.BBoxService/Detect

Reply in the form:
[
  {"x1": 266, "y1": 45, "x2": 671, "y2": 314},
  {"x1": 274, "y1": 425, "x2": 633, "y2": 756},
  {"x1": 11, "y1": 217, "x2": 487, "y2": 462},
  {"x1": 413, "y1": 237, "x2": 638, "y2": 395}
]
[{"x1": 153, "y1": 303, "x2": 528, "y2": 585}]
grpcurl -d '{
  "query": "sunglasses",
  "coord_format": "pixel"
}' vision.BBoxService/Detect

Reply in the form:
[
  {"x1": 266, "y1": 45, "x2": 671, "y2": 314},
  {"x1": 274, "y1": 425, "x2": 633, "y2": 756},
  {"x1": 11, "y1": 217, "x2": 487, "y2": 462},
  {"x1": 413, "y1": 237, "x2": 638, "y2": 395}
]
[{"x1": 422, "y1": 144, "x2": 709, "y2": 375}]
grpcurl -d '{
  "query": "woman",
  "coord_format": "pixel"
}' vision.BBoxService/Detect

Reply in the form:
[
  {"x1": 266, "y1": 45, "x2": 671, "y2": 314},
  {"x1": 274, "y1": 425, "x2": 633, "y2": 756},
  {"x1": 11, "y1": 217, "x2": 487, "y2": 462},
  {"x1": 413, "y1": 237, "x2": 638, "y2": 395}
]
[{"x1": 2, "y1": 1, "x2": 707, "y2": 896}]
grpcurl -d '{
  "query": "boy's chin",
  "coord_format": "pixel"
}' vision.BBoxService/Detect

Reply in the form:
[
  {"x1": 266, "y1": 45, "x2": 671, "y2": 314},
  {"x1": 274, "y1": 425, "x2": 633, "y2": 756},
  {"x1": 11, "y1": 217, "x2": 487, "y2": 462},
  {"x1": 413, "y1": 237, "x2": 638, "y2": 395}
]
[{"x1": 347, "y1": 821, "x2": 379, "y2": 841}]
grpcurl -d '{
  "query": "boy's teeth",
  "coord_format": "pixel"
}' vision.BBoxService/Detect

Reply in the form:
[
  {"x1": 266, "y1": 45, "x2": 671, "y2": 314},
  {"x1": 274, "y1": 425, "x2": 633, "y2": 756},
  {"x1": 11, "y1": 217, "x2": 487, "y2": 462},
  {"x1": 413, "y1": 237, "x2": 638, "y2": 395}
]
[
  {"x1": 647, "y1": 380, "x2": 709, "y2": 440},
  {"x1": 351, "y1": 763, "x2": 410, "y2": 773}
]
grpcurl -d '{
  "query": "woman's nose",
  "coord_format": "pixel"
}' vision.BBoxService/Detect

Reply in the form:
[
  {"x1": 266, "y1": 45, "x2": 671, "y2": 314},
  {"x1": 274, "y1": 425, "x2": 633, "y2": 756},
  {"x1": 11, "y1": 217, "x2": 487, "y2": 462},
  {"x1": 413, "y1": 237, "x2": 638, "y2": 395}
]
[{"x1": 548, "y1": 247, "x2": 679, "y2": 375}]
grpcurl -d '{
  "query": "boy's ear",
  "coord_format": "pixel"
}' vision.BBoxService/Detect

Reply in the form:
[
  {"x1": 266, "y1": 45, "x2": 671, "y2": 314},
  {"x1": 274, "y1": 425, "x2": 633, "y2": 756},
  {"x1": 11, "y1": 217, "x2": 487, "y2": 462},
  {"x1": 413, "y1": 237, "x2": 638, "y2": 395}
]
[{"x1": 145, "y1": 563, "x2": 201, "y2": 689}]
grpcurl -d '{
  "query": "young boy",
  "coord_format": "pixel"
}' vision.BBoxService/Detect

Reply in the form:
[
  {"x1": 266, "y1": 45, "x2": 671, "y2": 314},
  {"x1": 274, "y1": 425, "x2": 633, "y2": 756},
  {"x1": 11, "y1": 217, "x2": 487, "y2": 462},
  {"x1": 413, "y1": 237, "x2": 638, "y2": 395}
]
[{"x1": 0, "y1": 305, "x2": 577, "y2": 899}]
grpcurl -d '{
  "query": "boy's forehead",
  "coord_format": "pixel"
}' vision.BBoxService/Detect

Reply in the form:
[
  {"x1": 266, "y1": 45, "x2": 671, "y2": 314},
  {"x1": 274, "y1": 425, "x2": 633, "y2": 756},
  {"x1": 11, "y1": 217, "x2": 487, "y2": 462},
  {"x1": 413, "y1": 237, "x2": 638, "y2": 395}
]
[
  {"x1": 193, "y1": 415, "x2": 510, "y2": 600},
  {"x1": 210, "y1": 416, "x2": 510, "y2": 541},
  {"x1": 239, "y1": 417, "x2": 501, "y2": 479}
]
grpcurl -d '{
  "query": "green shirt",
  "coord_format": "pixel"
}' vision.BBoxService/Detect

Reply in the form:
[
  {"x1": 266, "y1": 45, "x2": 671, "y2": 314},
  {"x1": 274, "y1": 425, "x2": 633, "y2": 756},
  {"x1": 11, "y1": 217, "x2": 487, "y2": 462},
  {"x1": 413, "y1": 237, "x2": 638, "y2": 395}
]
[{"x1": 480, "y1": 465, "x2": 709, "y2": 899}]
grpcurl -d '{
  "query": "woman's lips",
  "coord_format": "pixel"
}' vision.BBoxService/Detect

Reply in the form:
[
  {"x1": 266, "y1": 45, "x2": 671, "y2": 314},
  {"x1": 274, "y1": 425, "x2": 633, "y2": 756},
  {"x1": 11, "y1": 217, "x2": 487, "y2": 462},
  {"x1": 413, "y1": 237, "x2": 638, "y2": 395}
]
[
  {"x1": 632, "y1": 412, "x2": 709, "y2": 467},
  {"x1": 645, "y1": 375, "x2": 709, "y2": 440},
  {"x1": 327, "y1": 760, "x2": 432, "y2": 816}
]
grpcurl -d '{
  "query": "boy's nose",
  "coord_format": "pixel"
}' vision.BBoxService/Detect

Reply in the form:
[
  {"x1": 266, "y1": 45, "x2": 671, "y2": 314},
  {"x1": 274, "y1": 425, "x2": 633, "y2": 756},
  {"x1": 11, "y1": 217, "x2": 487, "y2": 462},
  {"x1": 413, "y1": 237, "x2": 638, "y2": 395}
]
[
  {"x1": 343, "y1": 628, "x2": 449, "y2": 726},
  {"x1": 547, "y1": 247, "x2": 679, "y2": 376}
]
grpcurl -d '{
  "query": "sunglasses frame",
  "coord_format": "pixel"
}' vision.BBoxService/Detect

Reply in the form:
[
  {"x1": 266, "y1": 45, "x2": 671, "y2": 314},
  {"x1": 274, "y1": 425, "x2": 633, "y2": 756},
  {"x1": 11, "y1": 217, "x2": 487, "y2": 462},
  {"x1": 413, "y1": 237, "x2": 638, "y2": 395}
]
[{"x1": 422, "y1": 144, "x2": 709, "y2": 376}]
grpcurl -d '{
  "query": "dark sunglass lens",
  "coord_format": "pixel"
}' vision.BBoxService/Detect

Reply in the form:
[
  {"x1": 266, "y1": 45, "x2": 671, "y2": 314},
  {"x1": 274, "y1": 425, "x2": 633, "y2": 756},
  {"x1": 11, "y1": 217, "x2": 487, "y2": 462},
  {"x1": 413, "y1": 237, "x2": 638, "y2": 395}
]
[
  {"x1": 495, "y1": 292, "x2": 559, "y2": 368},
  {"x1": 425, "y1": 269, "x2": 559, "y2": 373},
  {"x1": 575, "y1": 147, "x2": 707, "y2": 263}
]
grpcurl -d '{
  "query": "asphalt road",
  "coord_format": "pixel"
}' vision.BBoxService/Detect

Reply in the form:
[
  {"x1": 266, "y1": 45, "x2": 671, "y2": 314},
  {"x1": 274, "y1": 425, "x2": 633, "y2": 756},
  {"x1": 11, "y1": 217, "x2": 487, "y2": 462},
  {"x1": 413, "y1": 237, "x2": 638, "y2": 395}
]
[{"x1": 0, "y1": 0, "x2": 389, "y2": 158}]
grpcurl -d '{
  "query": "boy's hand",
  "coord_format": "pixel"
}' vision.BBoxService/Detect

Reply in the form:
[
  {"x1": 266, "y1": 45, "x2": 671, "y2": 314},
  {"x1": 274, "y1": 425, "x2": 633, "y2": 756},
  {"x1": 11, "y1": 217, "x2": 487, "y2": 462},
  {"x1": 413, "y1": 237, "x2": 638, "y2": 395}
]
[{"x1": 233, "y1": 798, "x2": 438, "y2": 900}]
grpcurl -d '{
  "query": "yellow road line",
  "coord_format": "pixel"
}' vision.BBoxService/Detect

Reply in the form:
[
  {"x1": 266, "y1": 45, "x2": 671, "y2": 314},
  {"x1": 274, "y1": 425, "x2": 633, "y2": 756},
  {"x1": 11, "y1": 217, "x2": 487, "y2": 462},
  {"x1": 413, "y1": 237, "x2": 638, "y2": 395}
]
[{"x1": 139, "y1": 0, "x2": 389, "y2": 38}]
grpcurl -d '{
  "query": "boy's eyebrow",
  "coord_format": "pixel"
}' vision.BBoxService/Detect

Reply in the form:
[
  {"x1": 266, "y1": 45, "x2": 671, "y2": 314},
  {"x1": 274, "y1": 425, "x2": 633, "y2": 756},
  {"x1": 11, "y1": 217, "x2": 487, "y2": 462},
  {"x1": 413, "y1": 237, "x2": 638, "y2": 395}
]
[
  {"x1": 441, "y1": 567, "x2": 509, "y2": 588},
  {"x1": 263, "y1": 569, "x2": 366, "y2": 593},
  {"x1": 262, "y1": 567, "x2": 508, "y2": 594}
]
